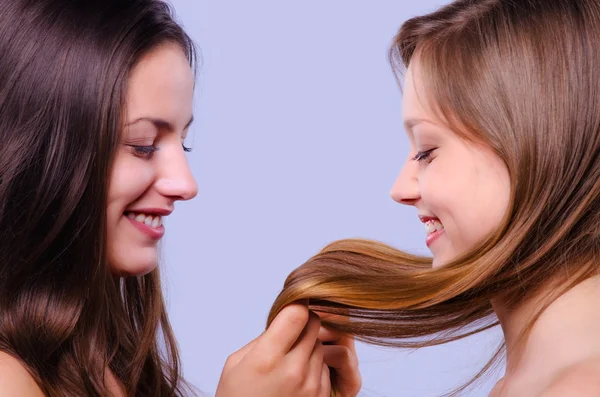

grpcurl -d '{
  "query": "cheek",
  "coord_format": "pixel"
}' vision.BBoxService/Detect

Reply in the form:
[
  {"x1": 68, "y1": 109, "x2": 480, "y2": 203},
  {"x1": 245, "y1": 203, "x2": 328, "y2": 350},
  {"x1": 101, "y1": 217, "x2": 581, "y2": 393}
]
[
  {"x1": 420, "y1": 155, "x2": 509, "y2": 251},
  {"x1": 419, "y1": 161, "x2": 466, "y2": 221},
  {"x1": 105, "y1": 155, "x2": 157, "y2": 274},
  {"x1": 107, "y1": 155, "x2": 154, "y2": 212},
  {"x1": 448, "y1": 157, "x2": 510, "y2": 249}
]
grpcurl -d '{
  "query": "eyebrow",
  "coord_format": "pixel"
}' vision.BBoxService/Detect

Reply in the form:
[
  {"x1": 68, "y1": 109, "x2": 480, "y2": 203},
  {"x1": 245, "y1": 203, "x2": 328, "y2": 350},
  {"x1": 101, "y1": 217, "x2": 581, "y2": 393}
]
[
  {"x1": 125, "y1": 115, "x2": 194, "y2": 131},
  {"x1": 403, "y1": 117, "x2": 435, "y2": 131}
]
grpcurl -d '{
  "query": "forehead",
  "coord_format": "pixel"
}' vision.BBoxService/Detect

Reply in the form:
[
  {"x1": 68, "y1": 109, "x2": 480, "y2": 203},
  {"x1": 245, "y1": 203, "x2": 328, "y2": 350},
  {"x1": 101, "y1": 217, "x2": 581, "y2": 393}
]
[
  {"x1": 402, "y1": 60, "x2": 431, "y2": 122},
  {"x1": 402, "y1": 58, "x2": 456, "y2": 137},
  {"x1": 125, "y1": 42, "x2": 194, "y2": 128}
]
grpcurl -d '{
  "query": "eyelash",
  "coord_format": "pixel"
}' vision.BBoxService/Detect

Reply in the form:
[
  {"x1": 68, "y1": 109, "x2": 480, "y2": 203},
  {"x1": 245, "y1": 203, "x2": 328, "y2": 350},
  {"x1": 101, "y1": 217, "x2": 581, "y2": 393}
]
[
  {"x1": 128, "y1": 144, "x2": 193, "y2": 158},
  {"x1": 412, "y1": 148, "x2": 436, "y2": 162}
]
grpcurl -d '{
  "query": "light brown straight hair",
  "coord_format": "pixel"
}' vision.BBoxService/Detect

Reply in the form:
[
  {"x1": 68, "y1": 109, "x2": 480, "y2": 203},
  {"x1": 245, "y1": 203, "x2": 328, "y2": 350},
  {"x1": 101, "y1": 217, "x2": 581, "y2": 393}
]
[{"x1": 268, "y1": 0, "x2": 600, "y2": 395}]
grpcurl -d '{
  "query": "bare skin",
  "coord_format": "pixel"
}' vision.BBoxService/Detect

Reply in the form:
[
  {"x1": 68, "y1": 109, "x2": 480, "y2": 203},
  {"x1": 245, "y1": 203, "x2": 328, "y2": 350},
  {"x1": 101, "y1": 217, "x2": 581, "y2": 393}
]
[
  {"x1": 396, "y1": 56, "x2": 600, "y2": 397},
  {"x1": 489, "y1": 275, "x2": 600, "y2": 396},
  {"x1": 0, "y1": 42, "x2": 360, "y2": 397},
  {"x1": 0, "y1": 304, "x2": 361, "y2": 396}
]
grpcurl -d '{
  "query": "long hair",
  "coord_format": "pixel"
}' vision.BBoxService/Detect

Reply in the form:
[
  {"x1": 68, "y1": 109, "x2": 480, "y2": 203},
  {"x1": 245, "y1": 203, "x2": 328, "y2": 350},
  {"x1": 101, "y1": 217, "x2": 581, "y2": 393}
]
[
  {"x1": 0, "y1": 0, "x2": 197, "y2": 395},
  {"x1": 268, "y1": 0, "x2": 600, "y2": 395}
]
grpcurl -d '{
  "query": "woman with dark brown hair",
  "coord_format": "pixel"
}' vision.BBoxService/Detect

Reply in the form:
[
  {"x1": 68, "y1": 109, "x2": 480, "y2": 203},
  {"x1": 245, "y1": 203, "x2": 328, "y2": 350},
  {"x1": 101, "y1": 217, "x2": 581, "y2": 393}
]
[
  {"x1": 269, "y1": 0, "x2": 600, "y2": 395},
  {"x1": 0, "y1": 0, "x2": 360, "y2": 396}
]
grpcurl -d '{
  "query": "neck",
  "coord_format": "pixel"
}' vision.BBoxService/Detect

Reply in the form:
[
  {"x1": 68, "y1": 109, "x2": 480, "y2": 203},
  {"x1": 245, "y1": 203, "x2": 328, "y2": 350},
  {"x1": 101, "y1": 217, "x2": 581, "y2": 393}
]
[{"x1": 492, "y1": 274, "x2": 600, "y2": 387}]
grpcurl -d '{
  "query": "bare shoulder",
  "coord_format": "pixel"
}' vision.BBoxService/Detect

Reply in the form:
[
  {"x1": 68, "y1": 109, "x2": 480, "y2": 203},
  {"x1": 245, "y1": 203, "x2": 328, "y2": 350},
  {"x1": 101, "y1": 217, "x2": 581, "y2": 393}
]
[
  {"x1": 0, "y1": 351, "x2": 45, "y2": 396},
  {"x1": 540, "y1": 358, "x2": 600, "y2": 397}
]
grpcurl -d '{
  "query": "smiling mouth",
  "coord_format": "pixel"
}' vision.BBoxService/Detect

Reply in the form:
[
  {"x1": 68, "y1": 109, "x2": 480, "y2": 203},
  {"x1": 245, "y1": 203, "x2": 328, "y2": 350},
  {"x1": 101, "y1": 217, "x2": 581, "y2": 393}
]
[
  {"x1": 125, "y1": 212, "x2": 163, "y2": 229},
  {"x1": 424, "y1": 219, "x2": 444, "y2": 235}
]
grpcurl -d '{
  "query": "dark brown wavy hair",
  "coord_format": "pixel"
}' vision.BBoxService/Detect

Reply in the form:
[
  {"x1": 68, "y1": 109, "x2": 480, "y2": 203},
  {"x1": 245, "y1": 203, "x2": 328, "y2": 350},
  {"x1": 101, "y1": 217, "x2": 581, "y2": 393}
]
[
  {"x1": 0, "y1": 0, "x2": 197, "y2": 395},
  {"x1": 268, "y1": 0, "x2": 600, "y2": 395}
]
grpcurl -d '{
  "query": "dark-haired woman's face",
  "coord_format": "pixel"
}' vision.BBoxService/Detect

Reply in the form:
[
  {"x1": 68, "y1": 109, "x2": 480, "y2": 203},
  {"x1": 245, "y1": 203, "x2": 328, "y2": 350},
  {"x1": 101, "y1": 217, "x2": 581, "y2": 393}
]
[{"x1": 106, "y1": 43, "x2": 198, "y2": 276}]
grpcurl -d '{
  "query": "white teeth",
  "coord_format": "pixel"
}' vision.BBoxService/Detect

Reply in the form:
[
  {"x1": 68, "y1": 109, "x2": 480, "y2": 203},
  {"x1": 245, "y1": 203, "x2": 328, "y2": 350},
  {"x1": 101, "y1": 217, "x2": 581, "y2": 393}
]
[
  {"x1": 424, "y1": 220, "x2": 444, "y2": 235},
  {"x1": 127, "y1": 212, "x2": 163, "y2": 229},
  {"x1": 425, "y1": 221, "x2": 436, "y2": 235}
]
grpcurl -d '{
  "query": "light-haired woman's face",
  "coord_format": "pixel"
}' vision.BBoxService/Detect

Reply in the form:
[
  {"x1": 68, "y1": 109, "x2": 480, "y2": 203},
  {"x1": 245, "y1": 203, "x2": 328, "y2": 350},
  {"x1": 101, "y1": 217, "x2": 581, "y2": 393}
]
[
  {"x1": 391, "y1": 59, "x2": 510, "y2": 268},
  {"x1": 106, "y1": 42, "x2": 198, "y2": 276}
]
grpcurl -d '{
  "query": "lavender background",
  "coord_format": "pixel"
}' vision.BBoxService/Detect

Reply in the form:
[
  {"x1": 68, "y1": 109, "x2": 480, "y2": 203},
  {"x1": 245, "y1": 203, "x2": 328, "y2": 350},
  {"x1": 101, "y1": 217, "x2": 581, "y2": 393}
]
[{"x1": 162, "y1": 1, "x2": 504, "y2": 396}]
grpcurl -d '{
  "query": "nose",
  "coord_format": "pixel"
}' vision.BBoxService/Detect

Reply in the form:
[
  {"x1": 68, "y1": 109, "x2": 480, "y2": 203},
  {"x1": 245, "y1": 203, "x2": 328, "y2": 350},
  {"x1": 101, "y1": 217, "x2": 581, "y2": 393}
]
[
  {"x1": 390, "y1": 157, "x2": 420, "y2": 205},
  {"x1": 155, "y1": 144, "x2": 198, "y2": 201}
]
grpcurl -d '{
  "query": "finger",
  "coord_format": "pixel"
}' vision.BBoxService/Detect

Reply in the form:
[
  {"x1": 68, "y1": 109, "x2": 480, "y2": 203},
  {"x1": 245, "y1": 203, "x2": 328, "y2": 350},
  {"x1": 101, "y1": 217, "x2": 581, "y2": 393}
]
[
  {"x1": 320, "y1": 363, "x2": 331, "y2": 397},
  {"x1": 315, "y1": 310, "x2": 352, "y2": 344},
  {"x1": 319, "y1": 327, "x2": 357, "y2": 355},
  {"x1": 323, "y1": 344, "x2": 357, "y2": 370},
  {"x1": 318, "y1": 326, "x2": 344, "y2": 344},
  {"x1": 323, "y1": 345, "x2": 362, "y2": 396},
  {"x1": 307, "y1": 340, "x2": 324, "y2": 387},
  {"x1": 288, "y1": 311, "x2": 321, "y2": 360},
  {"x1": 255, "y1": 304, "x2": 309, "y2": 358}
]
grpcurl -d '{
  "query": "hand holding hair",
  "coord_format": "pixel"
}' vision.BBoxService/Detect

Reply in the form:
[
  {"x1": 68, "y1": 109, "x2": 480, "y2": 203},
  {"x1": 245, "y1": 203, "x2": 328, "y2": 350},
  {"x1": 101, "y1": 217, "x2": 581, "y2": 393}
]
[
  {"x1": 317, "y1": 312, "x2": 362, "y2": 397},
  {"x1": 215, "y1": 304, "x2": 331, "y2": 397}
]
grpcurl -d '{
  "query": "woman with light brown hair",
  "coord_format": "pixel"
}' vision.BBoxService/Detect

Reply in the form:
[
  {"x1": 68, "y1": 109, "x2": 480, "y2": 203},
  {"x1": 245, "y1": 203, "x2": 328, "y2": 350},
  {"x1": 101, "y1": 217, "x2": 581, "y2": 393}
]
[{"x1": 269, "y1": 0, "x2": 600, "y2": 395}]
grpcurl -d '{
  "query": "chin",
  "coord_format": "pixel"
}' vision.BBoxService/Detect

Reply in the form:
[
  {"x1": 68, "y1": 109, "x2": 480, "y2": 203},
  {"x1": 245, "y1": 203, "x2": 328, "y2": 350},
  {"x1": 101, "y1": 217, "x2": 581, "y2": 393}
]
[
  {"x1": 109, "y1": 252, "x2": 158, "y2": 277},
  {"x1": 117, "y1": 263, "x2": 157, "y2": 277}
]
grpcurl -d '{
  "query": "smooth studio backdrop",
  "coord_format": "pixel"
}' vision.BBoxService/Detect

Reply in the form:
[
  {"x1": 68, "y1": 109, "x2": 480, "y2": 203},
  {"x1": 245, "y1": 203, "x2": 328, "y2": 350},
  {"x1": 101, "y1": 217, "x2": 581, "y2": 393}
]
[{"x1": 162, "y1": 1, "x2": 504, "y2": 396}]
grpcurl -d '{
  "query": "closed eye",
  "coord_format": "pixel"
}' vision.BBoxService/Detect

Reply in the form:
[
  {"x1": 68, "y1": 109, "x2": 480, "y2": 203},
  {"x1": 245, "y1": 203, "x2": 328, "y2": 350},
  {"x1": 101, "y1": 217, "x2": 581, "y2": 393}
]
[
  {"x1": 127, "y1": 144, "x2": 159, "y2": 158},
  {"x1": 412, "y1": 148, "x2": 436, "y2": 162},
  {"x1": 127, "y1": 144, "x2": 192, "y2": 157}
]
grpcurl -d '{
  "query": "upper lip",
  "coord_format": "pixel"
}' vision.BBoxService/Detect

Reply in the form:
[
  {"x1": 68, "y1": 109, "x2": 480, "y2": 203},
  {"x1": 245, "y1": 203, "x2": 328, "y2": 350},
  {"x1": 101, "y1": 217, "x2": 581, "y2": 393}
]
[
  {"x1": 418, "y1": 215, "x2": 440, "y2": 223},
  {"x1": 126, "y1": 208, "x2": 173, "y2": 216}
]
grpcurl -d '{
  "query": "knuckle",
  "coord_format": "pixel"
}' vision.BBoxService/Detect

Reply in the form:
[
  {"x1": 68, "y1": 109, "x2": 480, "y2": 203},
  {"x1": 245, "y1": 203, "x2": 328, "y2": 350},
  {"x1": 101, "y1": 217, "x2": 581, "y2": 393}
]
[
  {"x1": 340, "y1": 346, "x2": 358, "y2": 367},
  {"x1": 283, "y1": 363, "x2": 305, "y2": 386},
  {"x1": 342, "y1": 347, "x2": 354, "y2": 363},
  {"x1": 223, "y1": 353, "x2": 237, "y2": 370},
  {"x1": 255, "y1": 353, "x2": 278, "y2": 374},
  {"x1": 302, "y1": 377, "x2": 320, "y2": 395}
]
